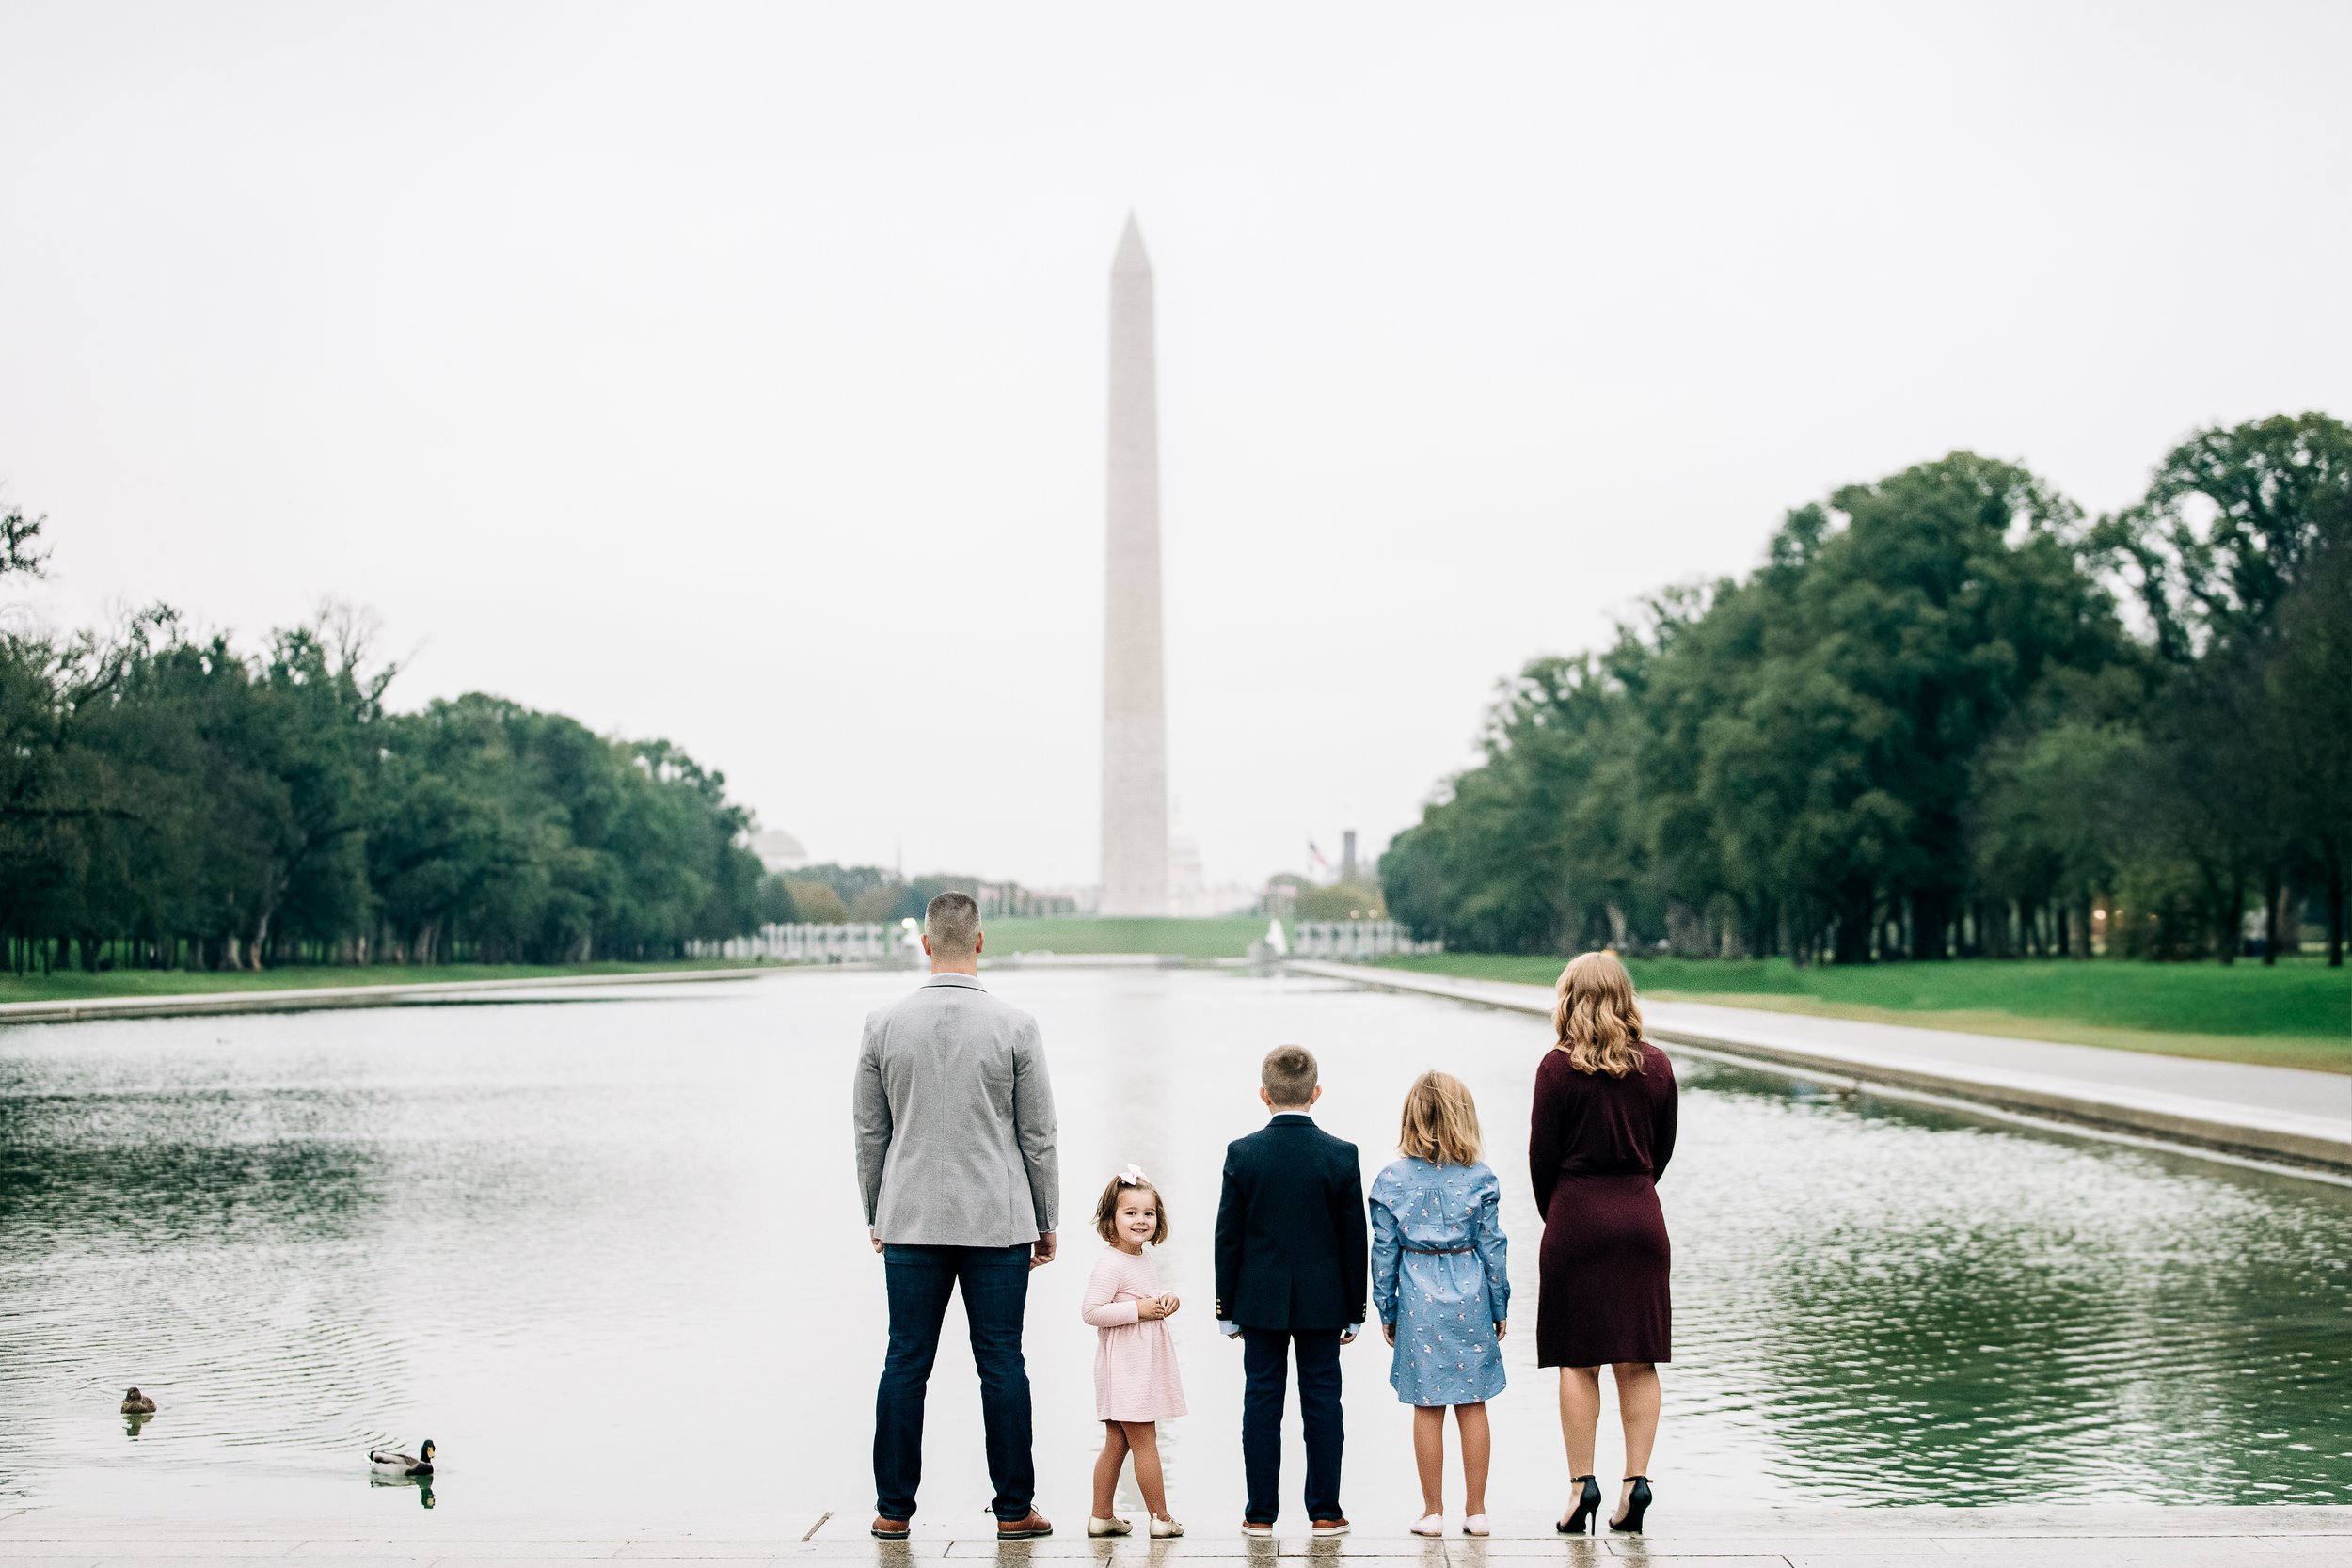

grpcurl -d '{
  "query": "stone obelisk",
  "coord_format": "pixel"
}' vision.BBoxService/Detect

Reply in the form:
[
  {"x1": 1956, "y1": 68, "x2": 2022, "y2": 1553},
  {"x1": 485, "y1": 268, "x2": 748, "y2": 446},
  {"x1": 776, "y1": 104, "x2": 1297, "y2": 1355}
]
[{"x1": 1099, "y1": 214, "x2": 1170, "y2": 917}]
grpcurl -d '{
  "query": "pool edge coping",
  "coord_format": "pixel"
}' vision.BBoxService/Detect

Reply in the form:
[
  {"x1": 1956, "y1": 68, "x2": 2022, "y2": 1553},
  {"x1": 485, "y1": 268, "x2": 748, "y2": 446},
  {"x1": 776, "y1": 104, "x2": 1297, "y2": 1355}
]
[{"x1": 1287, "y1": 959, "x2": 2352, "y2": 1179}]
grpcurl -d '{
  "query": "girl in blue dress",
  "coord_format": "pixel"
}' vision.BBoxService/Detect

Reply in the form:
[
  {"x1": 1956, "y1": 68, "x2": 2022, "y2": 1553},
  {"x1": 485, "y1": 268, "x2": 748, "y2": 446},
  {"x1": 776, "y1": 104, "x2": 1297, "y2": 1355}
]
[{"x1": 1371, "y1": 1070, "x2": 1510, "y2": 1538}]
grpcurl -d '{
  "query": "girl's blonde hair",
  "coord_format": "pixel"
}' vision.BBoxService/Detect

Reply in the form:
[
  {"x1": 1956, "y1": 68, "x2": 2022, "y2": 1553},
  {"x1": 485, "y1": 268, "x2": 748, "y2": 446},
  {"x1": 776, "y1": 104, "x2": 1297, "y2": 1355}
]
[
  {"x1": 1552, "y1": 950, "x2": 1646, "y2": 1077},
  {"x1": 1398, "y1": 1070, "x2": 1482, "y2": 1165},
  {"x1": 1093, "y1": 1167, "x2": 1169, "y2": 1245}
]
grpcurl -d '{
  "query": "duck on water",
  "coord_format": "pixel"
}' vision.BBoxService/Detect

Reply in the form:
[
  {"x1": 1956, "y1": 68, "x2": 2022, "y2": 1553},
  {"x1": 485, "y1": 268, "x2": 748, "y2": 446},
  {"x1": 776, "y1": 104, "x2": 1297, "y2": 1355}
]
[{"x1": 370, "y1": 1440, "x2": 435, "y2": 1477}]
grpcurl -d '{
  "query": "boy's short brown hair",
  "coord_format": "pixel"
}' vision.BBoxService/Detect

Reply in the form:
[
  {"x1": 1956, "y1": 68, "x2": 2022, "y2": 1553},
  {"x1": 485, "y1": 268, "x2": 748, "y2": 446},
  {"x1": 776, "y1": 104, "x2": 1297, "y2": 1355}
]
[
  {"x1": 1093, "y1": 1170, "x2": 1169, "y2": 1245},
  {"x1": 1261, "y1": 1044, "x2": 1320, "y2": 1107}
]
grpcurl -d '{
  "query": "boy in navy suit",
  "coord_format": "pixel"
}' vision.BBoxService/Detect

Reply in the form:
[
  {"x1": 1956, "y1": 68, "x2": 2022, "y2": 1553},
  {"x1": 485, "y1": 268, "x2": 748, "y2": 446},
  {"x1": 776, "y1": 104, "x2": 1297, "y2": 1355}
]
[{"x1": 1215, "y1": 1044, "x2": 1368, "y2": 1535}]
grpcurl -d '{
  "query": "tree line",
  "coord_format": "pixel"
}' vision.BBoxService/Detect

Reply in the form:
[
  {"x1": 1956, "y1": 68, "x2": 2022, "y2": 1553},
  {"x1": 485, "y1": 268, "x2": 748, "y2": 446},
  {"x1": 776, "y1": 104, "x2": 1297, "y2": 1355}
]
[
  {"x1": 1, "y1": 515, "x2": 771, "y2": 973},
  {"x1": 775, "y1": 865, "x2": 986, "y2": 926},
  {"x1": 1381, "y1": 414, "x2": 2350, "y2": 967}
]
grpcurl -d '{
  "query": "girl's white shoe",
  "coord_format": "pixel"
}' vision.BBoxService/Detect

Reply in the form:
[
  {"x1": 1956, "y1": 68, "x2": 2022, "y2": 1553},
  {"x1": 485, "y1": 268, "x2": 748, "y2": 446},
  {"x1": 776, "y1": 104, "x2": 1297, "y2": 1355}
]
[
  {"x1": 1462, "y1": 1514, "x2": 1491, "y2": 1538},
  {"x1": 1410, "y1": 1513, "x2": 1447, "y2": 1538},
  {"x1": 1087, "y1": 1516, "x2": 1132, "y2": 1538},
  {"x1": 1150, "y1": 1515, "x2": 1185, "y2": 1539}
]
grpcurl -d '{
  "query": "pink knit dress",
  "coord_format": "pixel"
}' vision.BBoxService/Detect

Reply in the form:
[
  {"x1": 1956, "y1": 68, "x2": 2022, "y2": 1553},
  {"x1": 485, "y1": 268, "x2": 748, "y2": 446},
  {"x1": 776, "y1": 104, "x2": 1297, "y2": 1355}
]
[{"x1": 1083, "y1": 1246, "x2": 1187, "y2": 1421}]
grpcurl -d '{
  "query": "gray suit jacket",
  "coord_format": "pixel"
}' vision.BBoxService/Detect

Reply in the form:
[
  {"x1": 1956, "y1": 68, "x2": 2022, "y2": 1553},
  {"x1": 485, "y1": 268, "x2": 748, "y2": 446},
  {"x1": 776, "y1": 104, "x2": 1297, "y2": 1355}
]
[{"x1": 854, "y1": 972, "x2": 1059, "y2": 1247}]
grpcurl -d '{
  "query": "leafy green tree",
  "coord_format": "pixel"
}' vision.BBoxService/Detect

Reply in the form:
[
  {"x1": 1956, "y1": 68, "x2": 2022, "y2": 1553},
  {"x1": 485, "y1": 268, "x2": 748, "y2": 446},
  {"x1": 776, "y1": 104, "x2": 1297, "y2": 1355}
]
[
  {"x1": 3, "y1": 512, "x2": 773, "y2": 973},
  {"x1": 1295, "y1": 881, "x2": 1385, "y2": 920},
  {"x1": 2101, "y1": 414, "x2": 2352, "y2": 963},
  {"x1": 1386, "y1": 655, "x2": 1643, "y2": 952},
  {"x1": 2263, "y1": 537, "x2": 2351, "y2": 963},
  {"x1": 753, "y1": 874, "x2": 800, "y2": 927},
  {"x1": 1967, "y1": 669, "x2": 2151, "y2": 958},
  {"x1": 2102, "y1": 412, "x2": 2352, "y2": 661},
  {"x1": 2, "y1": 504, "x2": 48, "y2": 578},
  {"x1": 785, "y1": 879, "x2": 850, "y2": 924},
  {"x1": 1388, "y1": 452, "x2": 2148, "y2": 964}
]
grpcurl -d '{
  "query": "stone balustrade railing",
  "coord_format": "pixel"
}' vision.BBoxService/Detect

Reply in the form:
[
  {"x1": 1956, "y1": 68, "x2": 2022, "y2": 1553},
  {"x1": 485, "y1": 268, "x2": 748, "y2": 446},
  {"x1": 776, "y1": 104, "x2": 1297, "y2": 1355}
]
[
  {"x1": 1287, "y1": 919, "x2": 1440, "y2": 959},
  {"x1": 690, "y1": 922, "x2": 896, "y2": 963}
]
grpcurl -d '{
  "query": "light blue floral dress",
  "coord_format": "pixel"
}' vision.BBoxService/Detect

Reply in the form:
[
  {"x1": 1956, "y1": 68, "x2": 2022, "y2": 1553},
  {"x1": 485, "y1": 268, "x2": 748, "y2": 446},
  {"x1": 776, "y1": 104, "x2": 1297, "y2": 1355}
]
[{"x1": 1370, "y1": 1157, "x2": 1510, "y2": 1407}]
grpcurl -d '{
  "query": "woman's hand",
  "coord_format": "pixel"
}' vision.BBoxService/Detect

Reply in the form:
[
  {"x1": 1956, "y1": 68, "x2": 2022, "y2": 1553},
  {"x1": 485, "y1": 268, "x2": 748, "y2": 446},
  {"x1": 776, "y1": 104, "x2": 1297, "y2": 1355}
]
[
  {"x1": 1495, "y1": 1319, "x2": 1509, "y2": 1339},
  {"x1": 1383, "y1": 1323, "x2": 1397, "y2": 1348}
]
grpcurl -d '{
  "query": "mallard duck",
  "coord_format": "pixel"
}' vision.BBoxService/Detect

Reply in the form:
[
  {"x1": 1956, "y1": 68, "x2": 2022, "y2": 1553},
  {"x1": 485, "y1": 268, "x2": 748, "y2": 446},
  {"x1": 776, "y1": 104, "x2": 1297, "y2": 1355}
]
[
  {"x1": 120, "y1": 1387, "x2": 157, "y2": 1416},
  {"x1": 369, "y1": 1439, "x2": 435, "y2": 1477}
]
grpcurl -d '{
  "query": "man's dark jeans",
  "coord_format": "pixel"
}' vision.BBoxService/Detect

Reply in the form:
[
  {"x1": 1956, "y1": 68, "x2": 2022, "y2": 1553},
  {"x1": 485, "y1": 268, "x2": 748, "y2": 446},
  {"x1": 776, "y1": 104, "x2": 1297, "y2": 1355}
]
[
  {"x1": 875, "y1": 1243, "x2": 1034, "y2": 1522},
  {"x1": 1240, "y1": 1326, "x2": 1344, "y2": 1525}
]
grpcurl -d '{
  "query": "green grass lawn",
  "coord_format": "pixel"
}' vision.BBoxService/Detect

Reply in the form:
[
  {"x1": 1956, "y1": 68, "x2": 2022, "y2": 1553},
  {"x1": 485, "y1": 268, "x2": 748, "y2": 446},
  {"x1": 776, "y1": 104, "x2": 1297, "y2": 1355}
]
[
  {"x1": 1376, "y1": 953, "x2": 2352, "y2": 1074},
  {"x1": 984, "y1": 916, "x2": 1267, "y2": 959},
  {"x1": 0, "y1": 958, "x2": 763, "y2": 1006}
]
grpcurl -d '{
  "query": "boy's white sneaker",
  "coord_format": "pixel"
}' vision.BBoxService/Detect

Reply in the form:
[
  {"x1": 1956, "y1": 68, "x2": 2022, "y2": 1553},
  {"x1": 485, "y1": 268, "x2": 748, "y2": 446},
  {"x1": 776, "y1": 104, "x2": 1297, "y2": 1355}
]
[
  {"x1": 1462, "y1": 1513, "x2": 1491, "y2": 1538},
  {"x1": 1087, "y1": 1516, "x2": 1132, "y2": 1538},
  {"x1": 1150, "y1": 1515, "x2": 1185, "y2": 1539},
  {"x1": 1409, "y1": 1513, "x2": 1446, "y2": 1538}
]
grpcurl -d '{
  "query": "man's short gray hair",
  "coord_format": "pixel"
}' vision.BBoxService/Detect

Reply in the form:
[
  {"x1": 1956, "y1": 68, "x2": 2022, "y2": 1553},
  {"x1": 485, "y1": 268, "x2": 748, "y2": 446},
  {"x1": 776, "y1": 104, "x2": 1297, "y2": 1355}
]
[{"x1": 925, "y1": 891, "x2": 981, "y2": 957}]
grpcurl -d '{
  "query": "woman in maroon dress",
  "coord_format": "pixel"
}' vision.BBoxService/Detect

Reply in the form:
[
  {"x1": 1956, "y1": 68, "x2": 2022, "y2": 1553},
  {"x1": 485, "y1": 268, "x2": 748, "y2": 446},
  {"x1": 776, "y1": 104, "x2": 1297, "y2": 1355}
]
[{"x1": 1529, "y1": 951, "x2": 1677, "y2": 1536}]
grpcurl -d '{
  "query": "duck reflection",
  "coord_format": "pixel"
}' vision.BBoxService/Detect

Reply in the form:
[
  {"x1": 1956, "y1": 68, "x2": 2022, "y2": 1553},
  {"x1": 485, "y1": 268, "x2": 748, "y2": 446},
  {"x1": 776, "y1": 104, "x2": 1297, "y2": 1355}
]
[
  {"x1": 370, "y1": 1472, "x2": 436, "y2": 1509},
  {"x1": 121, "y1": 1411, "x2": 153, "y2": 1438}
]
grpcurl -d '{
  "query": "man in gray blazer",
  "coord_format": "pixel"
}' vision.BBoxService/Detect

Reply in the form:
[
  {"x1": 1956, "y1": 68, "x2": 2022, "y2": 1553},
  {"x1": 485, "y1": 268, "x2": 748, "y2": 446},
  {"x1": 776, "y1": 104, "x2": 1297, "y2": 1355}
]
[{"x1": 855, "y1": 890, "x2": 1058, "y2": 1541}]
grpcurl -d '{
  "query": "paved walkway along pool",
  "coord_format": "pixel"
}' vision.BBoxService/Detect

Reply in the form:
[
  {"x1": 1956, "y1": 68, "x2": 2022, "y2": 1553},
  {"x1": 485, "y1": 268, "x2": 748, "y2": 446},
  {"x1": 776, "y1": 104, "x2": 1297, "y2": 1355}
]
[
  {"x1": 5, "y1": 1505, "x2": 2350, "y2": 1565},
  {"x1": 1286, "y1": 961, "x2": 2352, "y2": 1175}
]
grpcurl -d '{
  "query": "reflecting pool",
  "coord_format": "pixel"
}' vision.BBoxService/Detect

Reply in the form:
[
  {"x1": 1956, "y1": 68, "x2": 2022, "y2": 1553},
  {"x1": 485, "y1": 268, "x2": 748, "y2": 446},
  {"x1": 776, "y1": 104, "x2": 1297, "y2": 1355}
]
[{"x1": 2, "y1": 967, "x2": 2346, "y2": 1520}]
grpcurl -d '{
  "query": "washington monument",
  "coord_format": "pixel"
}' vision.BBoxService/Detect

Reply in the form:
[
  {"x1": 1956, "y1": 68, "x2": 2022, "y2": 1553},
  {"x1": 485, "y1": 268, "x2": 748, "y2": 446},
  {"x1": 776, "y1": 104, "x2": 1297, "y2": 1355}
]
[{"x1": 1099, "y1": 214, "x2": 1170, "y2": 917}]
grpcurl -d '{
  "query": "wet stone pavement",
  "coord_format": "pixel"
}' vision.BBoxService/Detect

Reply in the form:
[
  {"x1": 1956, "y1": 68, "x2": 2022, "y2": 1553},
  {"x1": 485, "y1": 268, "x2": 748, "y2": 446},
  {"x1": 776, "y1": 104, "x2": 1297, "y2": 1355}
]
[{"x1": 2, "y1": 1507, "x2": 2350, "y2": 1567}]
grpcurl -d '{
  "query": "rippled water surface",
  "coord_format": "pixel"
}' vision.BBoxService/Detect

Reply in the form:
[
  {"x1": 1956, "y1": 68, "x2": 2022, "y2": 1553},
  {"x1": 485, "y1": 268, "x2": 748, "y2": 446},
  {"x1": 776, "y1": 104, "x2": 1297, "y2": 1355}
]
[{"x1": 2, "y1": 968, "x2": 2347, "y2": 1519}]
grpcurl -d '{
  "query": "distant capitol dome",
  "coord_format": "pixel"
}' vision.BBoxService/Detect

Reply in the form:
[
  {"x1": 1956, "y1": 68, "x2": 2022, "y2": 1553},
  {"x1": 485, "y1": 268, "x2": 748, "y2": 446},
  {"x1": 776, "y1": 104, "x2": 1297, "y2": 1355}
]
[
  {"x1": 749, "y1": 830, "x2": 808, "y2": 875},
  {"x1": 1168, "y1": 830, "x2": 1204, "y2": 897}
]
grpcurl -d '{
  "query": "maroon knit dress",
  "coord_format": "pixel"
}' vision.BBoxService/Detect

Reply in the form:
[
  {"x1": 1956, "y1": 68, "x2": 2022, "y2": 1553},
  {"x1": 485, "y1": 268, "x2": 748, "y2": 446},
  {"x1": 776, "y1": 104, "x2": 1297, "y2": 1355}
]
[{"x1": 1530, "y1": 1041, "x2": 1677, "y2": 1368}]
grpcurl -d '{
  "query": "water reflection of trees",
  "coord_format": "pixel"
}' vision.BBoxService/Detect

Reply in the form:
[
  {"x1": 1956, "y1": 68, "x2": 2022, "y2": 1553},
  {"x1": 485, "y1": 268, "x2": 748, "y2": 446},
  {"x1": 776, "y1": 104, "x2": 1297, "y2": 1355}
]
[
  {"x1": 1673, "y1": 1062, "x2": 2352, "y2": 1503},
  {"x1": 0, "y1": 1135, "x2": 381, "y2": 1251},
  {"x1": 0, "y1": 1112, "x2": 402, "y2": 1463}
]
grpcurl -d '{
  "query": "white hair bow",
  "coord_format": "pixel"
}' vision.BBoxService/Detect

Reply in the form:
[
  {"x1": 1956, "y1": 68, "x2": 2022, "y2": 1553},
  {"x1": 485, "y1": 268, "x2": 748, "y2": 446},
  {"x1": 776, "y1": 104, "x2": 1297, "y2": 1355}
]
[{"x1": 1118, "y1": 1163, "x2": 1150, "y2": 1186}]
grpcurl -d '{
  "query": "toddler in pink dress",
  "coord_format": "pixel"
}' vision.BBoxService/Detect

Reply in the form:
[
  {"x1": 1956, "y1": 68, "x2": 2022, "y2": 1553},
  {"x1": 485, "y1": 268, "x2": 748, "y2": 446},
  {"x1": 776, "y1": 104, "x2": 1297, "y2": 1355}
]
[{"x1": 1083, "y1": 1164, "x2": 1186, "y2": 1539}]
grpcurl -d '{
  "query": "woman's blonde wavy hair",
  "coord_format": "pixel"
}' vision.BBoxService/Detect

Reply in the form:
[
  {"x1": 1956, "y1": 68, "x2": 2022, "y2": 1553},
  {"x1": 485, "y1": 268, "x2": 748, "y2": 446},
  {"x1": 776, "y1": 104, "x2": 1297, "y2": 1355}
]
[
  {"x1": 1552, "y1": 950, "x2": 1646, "y2": 1077},
  {"x1": 1397, "y1": 1070, "x2": 1482, "y2": 1166}
]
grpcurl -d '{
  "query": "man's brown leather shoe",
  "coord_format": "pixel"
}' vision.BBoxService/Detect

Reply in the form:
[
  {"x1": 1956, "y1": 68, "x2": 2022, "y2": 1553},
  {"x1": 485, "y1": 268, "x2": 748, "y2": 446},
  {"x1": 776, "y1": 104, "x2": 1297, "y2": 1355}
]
[
  {"x1": 870, "y1": 1517, "x2": 910, "y2": 1540},
  {"x1": 1311, "y1": 1517, "x2": 1350, "y2": 1536},
  {"x1": 996, "y1": 1512, "x2": 1054, "y2": 1540}
]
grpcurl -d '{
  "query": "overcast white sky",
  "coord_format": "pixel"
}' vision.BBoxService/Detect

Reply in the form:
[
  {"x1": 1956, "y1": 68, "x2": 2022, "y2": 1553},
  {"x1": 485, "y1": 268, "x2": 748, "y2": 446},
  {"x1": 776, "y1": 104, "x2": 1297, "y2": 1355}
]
[{"x1": 4, "y1": 2, "x2": 2348, "y2": 891}]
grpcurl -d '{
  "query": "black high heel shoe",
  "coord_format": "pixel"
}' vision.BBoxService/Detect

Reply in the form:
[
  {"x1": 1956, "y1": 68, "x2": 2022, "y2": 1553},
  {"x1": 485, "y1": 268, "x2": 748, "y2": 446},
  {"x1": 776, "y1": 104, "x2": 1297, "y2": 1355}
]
[
  {"x1": 1609, "y1": 1476, "x2": 1654, "y2": 1534},
  {"x1": 1556, "y1": 1474, "x2": 1601, "y2": 1534}
]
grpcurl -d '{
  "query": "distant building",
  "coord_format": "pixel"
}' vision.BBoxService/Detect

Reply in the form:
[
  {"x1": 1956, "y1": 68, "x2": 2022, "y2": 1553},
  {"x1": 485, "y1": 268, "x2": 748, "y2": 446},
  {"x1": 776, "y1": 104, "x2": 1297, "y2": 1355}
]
[
  {"x1": 749, "y1": 830, "x2": 808, "y2": 876},
  {"x1": 1169, "y1": 824, "x2": 1206, "y2": 909}
]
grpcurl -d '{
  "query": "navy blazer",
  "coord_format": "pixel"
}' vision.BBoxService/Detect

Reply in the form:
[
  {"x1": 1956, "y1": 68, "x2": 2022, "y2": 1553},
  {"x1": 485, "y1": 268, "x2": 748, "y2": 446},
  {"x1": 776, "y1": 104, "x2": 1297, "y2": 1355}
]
[{"x1": 1214, "y1": 1113, "x2": 1369, "y2": 1331}]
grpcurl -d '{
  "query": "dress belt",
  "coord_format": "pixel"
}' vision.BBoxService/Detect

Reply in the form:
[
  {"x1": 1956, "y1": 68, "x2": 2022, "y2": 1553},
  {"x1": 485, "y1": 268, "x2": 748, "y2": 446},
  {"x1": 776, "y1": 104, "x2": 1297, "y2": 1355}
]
[{"x1": 1399, "y1": 1243, "x2": 1475, "y2": 1254}]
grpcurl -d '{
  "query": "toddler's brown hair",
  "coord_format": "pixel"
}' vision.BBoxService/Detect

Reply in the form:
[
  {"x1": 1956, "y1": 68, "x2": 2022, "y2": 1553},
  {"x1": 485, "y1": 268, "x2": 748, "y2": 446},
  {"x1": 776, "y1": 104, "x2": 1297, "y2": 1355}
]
[{"x1": 1092, "y1": 1164, "x2": 1169, "y2": 1246}]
